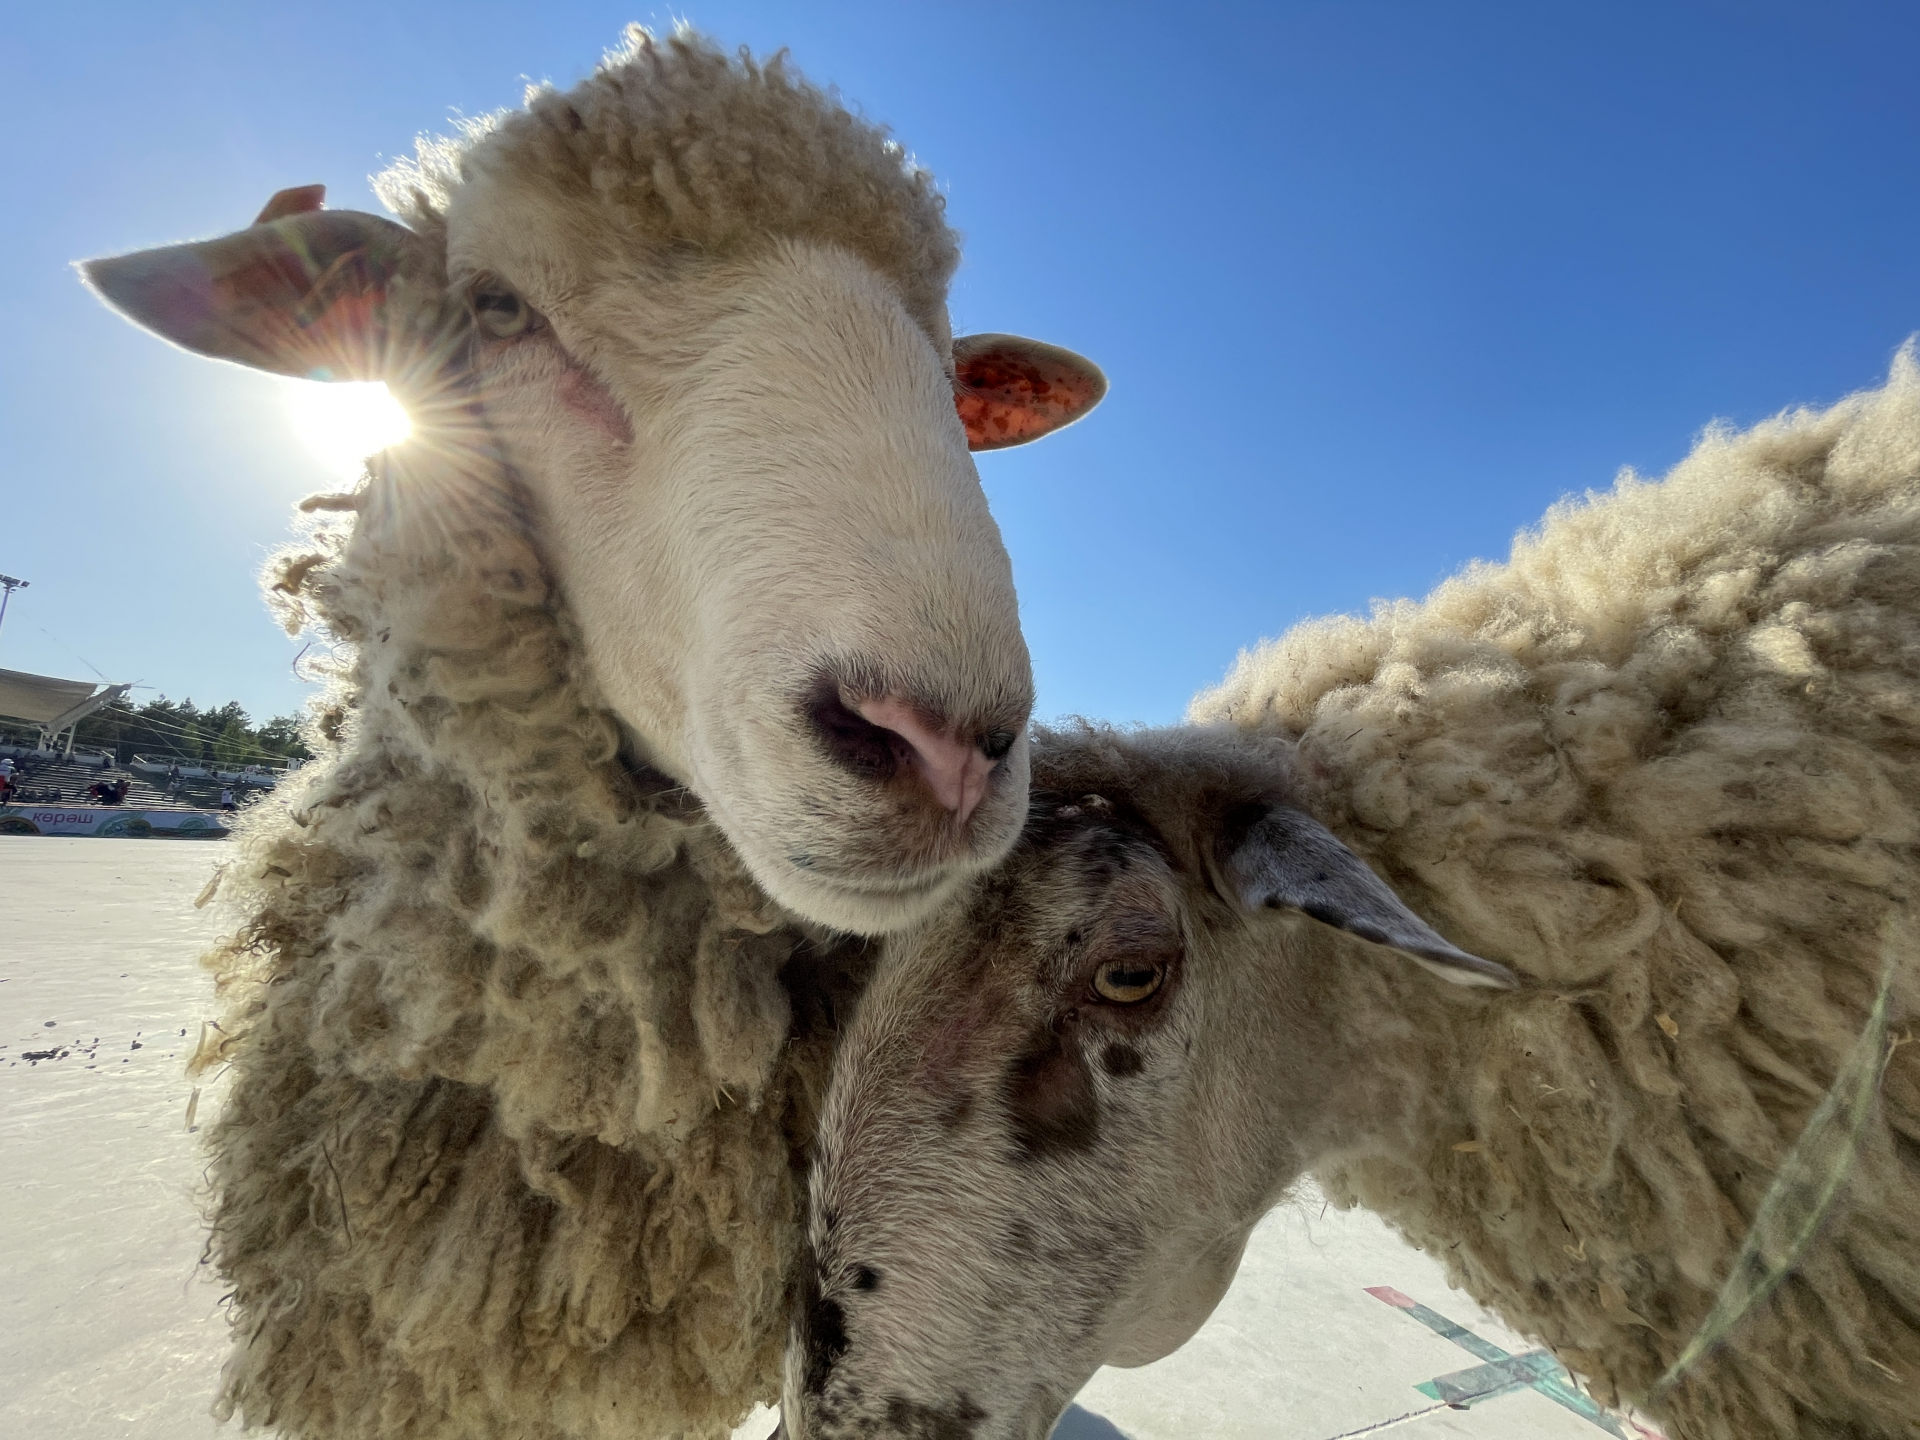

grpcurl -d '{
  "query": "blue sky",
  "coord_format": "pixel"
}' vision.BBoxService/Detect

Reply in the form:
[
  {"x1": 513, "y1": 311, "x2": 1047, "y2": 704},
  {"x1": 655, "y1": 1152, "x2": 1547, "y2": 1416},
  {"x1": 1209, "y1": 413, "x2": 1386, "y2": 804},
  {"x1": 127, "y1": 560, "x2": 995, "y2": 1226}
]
[{"x1": 5, "y1": 2, "x2": 1918, "y2": 727}]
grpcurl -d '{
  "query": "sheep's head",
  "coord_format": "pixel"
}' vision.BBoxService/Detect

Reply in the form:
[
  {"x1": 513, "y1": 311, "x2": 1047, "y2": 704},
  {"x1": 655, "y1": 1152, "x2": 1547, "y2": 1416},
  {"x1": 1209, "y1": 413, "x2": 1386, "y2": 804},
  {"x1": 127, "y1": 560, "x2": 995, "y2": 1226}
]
[
  {"x1": 778, "y1": 725, "x2": 1515, "y2": 1440},
  {"x1": 77, "y1": 35, "x2": 1107, "y2": 934}
]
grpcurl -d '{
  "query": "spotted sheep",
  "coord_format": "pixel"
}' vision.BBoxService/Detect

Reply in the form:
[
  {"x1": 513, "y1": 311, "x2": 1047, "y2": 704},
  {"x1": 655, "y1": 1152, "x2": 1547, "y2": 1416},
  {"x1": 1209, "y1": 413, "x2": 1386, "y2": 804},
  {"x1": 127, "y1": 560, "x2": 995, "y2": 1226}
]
[{"x1": 789, "y1": 358, "x2": 1920, "y2": 1440}]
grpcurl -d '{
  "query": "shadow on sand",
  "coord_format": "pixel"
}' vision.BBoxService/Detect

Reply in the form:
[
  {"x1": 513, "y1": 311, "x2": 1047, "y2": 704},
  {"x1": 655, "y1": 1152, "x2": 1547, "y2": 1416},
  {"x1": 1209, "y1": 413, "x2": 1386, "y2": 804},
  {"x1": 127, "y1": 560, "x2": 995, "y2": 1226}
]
[{"x1": 1051, "y1": 1404, "x2": 1132, "y2": 1440}]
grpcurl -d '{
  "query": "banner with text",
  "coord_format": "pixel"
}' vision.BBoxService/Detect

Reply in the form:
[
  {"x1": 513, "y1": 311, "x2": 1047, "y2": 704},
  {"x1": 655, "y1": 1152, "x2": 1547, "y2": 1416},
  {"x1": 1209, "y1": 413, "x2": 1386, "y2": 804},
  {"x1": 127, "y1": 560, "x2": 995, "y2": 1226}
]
[{"x1": 0, "y1": 805, "x2": 231, "y2": 838}]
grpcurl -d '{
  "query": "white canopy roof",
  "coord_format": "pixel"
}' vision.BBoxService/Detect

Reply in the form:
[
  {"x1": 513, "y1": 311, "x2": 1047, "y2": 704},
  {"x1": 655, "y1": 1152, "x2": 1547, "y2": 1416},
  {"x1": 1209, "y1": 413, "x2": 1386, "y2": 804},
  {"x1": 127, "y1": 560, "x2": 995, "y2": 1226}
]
[{"x1": 0, "y1": 668, "x2": 102, "y2": 726}]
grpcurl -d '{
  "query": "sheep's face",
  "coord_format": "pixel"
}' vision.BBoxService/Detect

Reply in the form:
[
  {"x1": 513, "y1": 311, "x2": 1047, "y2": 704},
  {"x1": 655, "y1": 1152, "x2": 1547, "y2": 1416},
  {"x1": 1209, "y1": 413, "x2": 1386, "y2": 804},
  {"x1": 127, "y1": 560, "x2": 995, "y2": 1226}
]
[
  {"x1": 82, "y1": 190, "x2": 1106, "y2": 935},
  {"x1": 779, "y1": 727, "x2": 1514, "y2": 1439},
  {"x1": 443, "y1": 169, "x2": 1062, "y2": 931}
]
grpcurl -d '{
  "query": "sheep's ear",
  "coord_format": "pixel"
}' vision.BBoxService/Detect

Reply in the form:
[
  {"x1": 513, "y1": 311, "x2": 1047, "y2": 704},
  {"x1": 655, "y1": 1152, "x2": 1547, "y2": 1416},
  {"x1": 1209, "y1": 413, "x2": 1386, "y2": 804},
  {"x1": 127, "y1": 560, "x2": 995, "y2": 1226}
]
[
  {"x1": 1226, "y1": 806, "x2": 1518, "y2": 989},
  {"x1": 79, "y1": 193, "x2": 431, "y2": 383},
  {"x1": 253, "y1": 184, "x2": 327, "y2": 223},
  {"x1": 953, "y1": 333, "x2": 1107, "y2": 450}
]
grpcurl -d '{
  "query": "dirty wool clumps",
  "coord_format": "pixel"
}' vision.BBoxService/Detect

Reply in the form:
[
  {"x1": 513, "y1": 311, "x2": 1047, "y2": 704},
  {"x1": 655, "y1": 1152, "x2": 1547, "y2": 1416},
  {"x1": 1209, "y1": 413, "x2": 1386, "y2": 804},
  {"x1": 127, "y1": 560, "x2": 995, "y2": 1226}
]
[
  {"x1": 376, "y1": 25, "x2": 959, "y2": 346},
  {"x1": 198, "y1": 454, "x2": 868, "y2": 1440},
  {"x1": 182, "y1": 32, "x2": 966, "y2": 1440},
  {"x1": 1192, "y1": 352, "x2": 1920, "y2": 1437}
]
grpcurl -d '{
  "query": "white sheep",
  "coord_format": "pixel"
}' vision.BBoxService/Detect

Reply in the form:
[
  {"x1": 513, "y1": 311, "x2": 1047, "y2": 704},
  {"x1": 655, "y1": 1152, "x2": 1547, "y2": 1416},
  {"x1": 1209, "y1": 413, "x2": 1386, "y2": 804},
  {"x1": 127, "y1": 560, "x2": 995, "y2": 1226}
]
[
  {"x1": 79, "y1": 28, "x2": 1104, "y2": 1440},
  {"x1": 783, "y1": 354, "x2": 1920, "y2": 1440},
  {"x1": 85, "y1": 28, "x2": 1106, "y2": 936}
]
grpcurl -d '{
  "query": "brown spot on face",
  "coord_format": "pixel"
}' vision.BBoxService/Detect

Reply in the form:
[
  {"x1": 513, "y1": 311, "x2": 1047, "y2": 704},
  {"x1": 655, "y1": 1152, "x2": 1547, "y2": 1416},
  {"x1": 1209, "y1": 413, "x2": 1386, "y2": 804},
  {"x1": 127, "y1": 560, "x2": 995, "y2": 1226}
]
[
  {"x1": 939, "y1": 1086, "x2": 976, "y2": 1131},
  {"x1": 883, "y1": 1393, "x2": 986, "y2": 1440},
  {"x1": 915, "y1": 985, "x2": 1000, "y2": 1090},
  {"x1": 1100, "y1": 1042, "x2": 1144, "y2": 1077},
  {"x1": 1002, "y1": 1016, "x2": 1098, "y2": 1161},
  {"x1": 796, "y1": 1266, "x2": 849, "y2": 1396}
]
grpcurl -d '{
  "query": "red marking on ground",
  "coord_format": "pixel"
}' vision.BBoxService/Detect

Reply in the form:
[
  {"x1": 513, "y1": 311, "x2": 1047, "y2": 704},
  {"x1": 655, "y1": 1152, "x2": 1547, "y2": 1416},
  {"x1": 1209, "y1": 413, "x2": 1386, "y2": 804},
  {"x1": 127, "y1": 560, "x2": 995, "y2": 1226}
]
[{"x1": 1364, "y1": 1285, "x2": 1417, "y2": 1308}]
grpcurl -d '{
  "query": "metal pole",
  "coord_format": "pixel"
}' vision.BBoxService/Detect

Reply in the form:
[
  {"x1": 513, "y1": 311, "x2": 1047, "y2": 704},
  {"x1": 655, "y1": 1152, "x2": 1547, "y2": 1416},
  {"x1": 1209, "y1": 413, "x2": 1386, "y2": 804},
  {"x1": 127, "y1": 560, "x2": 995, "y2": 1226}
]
[{"x1": 0, "y1": 573, "x2": 28, "y2": 647}]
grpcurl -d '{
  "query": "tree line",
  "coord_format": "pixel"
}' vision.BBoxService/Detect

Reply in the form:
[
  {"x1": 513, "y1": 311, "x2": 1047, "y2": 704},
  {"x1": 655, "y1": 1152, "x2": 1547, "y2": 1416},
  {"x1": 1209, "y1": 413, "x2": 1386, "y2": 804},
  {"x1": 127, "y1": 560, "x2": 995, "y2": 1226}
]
[{"x1": 0, "y1": 696, "x2": 314, "y2": 769}]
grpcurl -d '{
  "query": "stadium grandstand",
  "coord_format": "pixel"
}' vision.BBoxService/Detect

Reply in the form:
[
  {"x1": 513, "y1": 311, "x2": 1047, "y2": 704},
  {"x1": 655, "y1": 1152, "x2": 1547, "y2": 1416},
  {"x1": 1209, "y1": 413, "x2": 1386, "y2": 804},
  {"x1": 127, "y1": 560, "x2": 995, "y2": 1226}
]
[
  {"x1": 0, "y1": 666, "x2": 304, "y2": 835},
  {"x1": 0, "y1": 667, "x2": 133, "y2": 756}
]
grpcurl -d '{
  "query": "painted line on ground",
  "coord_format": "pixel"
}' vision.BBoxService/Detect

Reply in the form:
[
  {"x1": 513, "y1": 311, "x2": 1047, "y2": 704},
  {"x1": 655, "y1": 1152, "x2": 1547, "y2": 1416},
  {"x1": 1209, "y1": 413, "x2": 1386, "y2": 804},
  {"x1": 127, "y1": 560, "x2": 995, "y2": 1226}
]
[
  {"x1": 1365, "y1": 1286, "x2": 1627, "y2": 1437},
  {"x1": 1314, "y1": 1401, "x2": 1455, "y2": 1438}
]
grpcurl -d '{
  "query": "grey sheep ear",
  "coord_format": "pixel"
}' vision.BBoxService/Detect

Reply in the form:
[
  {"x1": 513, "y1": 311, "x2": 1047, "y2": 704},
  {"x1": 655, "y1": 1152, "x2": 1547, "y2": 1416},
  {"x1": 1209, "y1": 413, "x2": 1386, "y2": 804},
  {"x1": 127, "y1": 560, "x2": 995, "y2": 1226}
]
[
  {"x1": 1227, "y1": 807, "x2": 1518, "y2": 990},
  {"x1": 79, "y1": 207, "x2": 432, "y2": 382}
]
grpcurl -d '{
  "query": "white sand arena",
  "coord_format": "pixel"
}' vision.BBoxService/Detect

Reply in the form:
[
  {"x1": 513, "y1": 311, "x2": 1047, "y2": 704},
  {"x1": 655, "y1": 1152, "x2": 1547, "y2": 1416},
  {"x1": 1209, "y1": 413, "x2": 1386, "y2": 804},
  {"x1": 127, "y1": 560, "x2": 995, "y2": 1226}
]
[{"x1": 1, "y1": 838, "x2": 1642, "y2": 1439}]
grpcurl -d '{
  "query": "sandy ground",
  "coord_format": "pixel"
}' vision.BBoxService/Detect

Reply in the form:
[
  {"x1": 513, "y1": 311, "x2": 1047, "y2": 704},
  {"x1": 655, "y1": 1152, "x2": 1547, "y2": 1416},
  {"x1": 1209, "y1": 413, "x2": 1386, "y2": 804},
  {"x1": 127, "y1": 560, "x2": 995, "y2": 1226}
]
[{"x1": 1, "y1": 838, "x2": 1642, "y2": 1439}]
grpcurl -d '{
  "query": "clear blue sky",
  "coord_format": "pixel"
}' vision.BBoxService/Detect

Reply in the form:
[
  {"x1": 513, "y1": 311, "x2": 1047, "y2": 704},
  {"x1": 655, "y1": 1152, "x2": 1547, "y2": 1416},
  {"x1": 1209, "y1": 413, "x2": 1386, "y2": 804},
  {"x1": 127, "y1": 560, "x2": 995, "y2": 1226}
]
[{"x1": 5, "y1": 2, "x2": 1917, "y2": 727}]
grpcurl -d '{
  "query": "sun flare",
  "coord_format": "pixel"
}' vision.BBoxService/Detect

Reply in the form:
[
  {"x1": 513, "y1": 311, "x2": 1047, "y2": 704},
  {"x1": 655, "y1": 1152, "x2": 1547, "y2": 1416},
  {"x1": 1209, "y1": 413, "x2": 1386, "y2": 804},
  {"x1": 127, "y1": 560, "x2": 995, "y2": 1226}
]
[{"x1": 283, "y1": 380, "x2": 413, "y2": 479}]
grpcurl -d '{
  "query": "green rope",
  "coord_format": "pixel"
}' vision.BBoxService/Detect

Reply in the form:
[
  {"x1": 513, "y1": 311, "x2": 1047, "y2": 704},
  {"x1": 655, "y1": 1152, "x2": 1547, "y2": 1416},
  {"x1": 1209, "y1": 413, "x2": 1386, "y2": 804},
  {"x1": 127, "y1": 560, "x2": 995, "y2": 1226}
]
[{"x1": 1648, "y1": 926, "x2": 1906, "y2": 1400}]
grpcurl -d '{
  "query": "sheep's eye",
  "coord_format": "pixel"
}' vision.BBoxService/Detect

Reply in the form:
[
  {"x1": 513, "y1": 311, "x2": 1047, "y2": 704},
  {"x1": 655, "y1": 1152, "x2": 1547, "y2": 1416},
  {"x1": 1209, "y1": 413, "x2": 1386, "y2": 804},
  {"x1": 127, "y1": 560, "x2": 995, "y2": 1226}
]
[
  {"x1": 471, "y1": 281, "x2": 539, "y2": 339},
  {"x1": 1092, "y1": 958, "x2": 1164, "y2": 1004}
]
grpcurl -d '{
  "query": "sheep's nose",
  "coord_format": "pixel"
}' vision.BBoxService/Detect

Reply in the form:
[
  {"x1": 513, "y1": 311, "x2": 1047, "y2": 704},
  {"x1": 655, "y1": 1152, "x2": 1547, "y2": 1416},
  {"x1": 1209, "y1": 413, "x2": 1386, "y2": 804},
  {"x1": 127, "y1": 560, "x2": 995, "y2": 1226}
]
[
  {"x1": 806, "y1": 683, "x2": 1014, "y2": 827},
  {"x1": 852, "y1": 696, "x2": 997, "y2": 825}
]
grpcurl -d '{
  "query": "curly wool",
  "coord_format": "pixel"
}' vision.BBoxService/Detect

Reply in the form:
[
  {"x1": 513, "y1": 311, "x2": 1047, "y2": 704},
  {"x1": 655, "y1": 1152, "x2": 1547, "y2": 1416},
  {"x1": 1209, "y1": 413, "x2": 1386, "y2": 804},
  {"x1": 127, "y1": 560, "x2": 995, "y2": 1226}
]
[
  {"x1": 197, "y1": 446, "x2": 869, "y2": 1440},
  {"x1": 180, "y1": 33, "x2": 978, "y2": 1439},
  {"x1": 375, "y1": 26, "x2": 959, "y2": 346},
  {"x1": 1192, "y1": 351, "x2": 1920, "y2": 1438}
]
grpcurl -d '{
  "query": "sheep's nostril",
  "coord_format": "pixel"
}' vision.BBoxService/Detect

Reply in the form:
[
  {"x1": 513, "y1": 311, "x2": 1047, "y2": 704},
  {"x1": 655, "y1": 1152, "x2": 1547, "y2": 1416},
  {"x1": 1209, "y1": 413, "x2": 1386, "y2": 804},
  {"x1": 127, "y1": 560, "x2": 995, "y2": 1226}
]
[
  {"x1": 805, "y1": 677, "x2": 1008, "y2": 826},
  {"x1": 852, "y1": 696, "x2": 995, "y2": 825},
  {"x1": 806, "y1": 685, "x2": 910, "y2": 786}
]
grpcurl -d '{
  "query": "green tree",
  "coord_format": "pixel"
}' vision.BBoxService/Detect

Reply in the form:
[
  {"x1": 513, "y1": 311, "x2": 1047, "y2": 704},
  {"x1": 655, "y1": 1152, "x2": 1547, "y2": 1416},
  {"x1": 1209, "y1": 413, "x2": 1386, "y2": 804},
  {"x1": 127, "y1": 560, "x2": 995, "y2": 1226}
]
[
  {"x1": 256, "y1": 713, "x2": 313, "y2": 761},
  {"x1": 213, "y1": 718, "x2": 254, "y2": 768},
  {"x1": 16, "y1": 691, "x2": 314, "y2": 767}
]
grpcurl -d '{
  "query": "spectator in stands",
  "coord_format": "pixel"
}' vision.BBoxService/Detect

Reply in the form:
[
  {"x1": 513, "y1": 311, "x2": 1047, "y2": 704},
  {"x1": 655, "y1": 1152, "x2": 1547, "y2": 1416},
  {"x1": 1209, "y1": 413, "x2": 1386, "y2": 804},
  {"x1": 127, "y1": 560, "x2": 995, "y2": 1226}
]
[
  {"x1": 0, "y1": 771, "x2": 12, "y2": 804},
  {"x1": 92, "y1": 777, "x2": 131, "y2": 806},
  {"x1": 220, "y1": 785, "x2": 237, "y2": 812}
]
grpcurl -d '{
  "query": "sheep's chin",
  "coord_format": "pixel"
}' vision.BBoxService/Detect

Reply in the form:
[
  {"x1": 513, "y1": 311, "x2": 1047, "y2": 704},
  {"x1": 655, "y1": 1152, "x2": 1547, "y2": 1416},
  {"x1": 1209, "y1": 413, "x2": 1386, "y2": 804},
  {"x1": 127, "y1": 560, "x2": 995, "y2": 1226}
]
[
  {"x1": 725, "y1": 819, "x2": 974, "y2": 935},
  {"x1": 783, "y1": 870, "x2": 966, "y2": 936},
  {"x1": 693, "y1": 787, "x2": 988, "y2": 935}
]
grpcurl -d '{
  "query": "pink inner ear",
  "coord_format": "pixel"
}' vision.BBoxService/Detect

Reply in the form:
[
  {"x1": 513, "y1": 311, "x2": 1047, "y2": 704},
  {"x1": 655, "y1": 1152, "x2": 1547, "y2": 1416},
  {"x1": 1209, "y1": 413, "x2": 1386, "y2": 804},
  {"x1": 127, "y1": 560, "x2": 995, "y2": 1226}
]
[
  {"x1": 84, "y1": 207, "x2": 418, "y2": 383},
  {"x1": 255, "y1": 185, "x2": 326, "y2": 225},
  {"x1": 952, "y1": 339, "x2": 1106, "y2": 451}
]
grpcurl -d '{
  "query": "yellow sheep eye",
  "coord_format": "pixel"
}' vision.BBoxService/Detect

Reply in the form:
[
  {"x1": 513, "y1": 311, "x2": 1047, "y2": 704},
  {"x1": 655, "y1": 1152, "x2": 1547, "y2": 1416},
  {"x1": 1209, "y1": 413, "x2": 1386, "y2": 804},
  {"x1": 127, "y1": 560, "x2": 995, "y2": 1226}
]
[
  {"x1": 471, "y1": 282, "x2": 537, "y2": 338},
  {"x1": 1092, "y1": 958, "x2": 1164, "y2": 1004}
]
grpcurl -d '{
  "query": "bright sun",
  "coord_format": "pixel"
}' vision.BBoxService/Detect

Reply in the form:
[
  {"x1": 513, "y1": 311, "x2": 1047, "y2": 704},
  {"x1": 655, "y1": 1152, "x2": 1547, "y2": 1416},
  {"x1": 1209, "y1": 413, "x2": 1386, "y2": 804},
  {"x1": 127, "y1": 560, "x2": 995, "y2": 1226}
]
[{"x1": 283, "y1": 380, "x2": 413, "y2": 479}]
